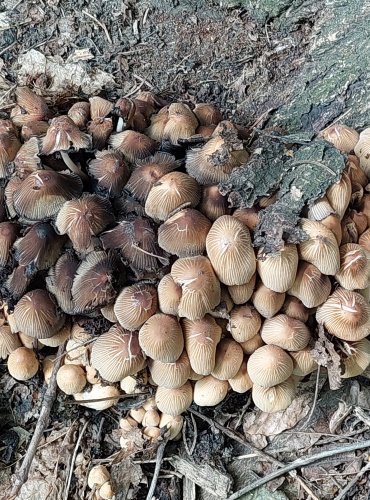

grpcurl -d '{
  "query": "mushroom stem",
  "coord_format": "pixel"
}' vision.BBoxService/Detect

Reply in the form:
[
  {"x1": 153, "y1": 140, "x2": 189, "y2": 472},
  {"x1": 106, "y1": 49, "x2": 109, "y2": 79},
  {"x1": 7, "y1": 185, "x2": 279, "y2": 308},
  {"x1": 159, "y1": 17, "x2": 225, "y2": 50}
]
[{"x1": 60, "y1": 151, "x2": 89, "y2": 182}]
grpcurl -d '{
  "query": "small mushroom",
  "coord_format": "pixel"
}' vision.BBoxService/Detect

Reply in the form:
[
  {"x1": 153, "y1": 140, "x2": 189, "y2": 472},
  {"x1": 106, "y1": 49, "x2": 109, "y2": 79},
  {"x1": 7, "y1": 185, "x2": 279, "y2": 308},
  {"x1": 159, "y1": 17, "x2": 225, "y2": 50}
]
[{"x1": 8, "y1": 347, "x2": 39, "y2": 380}]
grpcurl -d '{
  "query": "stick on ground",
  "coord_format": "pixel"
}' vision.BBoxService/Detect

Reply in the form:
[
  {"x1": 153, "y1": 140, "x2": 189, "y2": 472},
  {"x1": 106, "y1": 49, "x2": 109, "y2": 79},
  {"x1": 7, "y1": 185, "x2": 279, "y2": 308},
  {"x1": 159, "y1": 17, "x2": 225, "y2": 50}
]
[{"x1": 146, "y1": 439, "x2": 168, "y2": 500}]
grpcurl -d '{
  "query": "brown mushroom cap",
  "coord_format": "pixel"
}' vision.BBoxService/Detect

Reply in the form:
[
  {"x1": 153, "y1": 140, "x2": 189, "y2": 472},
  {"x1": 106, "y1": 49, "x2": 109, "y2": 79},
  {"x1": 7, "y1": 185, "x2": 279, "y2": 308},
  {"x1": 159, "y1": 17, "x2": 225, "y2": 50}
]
[
  {"x1": 211, "y1": 338, "x2": 243, "y2": 380},
  {"x1": 228, "y1": 274, "x2": 256, "y2": 305},
  {"x1": 139, "y1": 313, "x2": 184, "y2": 363},
  {"x1": 0, "y1": 221, "x2": 19, "y2": 267},
  {"x1": 193, "y1": 103, "x2": 222, "y2": 126},
  {"x1": 39, "y1": 321, "x2": 71, "y2": 347},
  {"x1": 347, "y1": 154, "x2": 368, "y2": 187},
  {"x1": 240, "y1": 333, "x2": 265, "y2": 355},
  {"x1": 145, "y1": 171, "x2": 201, "y2": 222},
  {"x1": 155, "y1": 381, "x2": 193, "y2": 416},
  {"x1": 287, "y1": 261, "x2": 331, "y2": 308},
  {"x1": 90, "y1": 324, "x2": 145, "y2": 382},
  {"x1": 41, "y1": 115, "x2": 91, "y2": 154},
  {"x1": 7, "y1": 347, "x2": 39, "y2": 380},
  {"x1": 199, "y1": 184, "x2": 231, "y2": 222},
  {"x1": 341, "y1": 339, "x2": 370, "y2": 378},
  {"x1": 114, "y1": 283, "x2": 158, "y2": 331},
  {"x1": 171, "y1": 256, "x2": 221, "y2": 320},
  {"x1": 67, "y1": 101, "x2": 90, "y2": 128},
  {"x1": 148, "y1": 350, "x2": 191, "y2": 388},
  {"x1": 335, "y1": 243, "x2": 370, "y2": 290},
  {"x1": 261, "y1": 314, "x2": 311, "y2": 351},
  {"x1": 252, "y1": 282, "x2": 285, "y2": 319},
  {"x1": 229, "y1": 360, "x2": 253, "y2": 393},
  {"x1": 290, "y1": 347, "x2": 317, "y2": 376},
  {"x1": 193, "y1": 375, "x2": 229, "y2": 406},
  {"x1": 298, "y1": 219, "x2": 340, "y2": 275},
  {"x1": 14, "y1": 289, "x2": 65, "y2": 339},
  {"x1": 146, "y1": 105, "x2": 169, "y2": 141},
  {"x1": 281, "y1": 296, "x2": 309, "y2": 323},
  {"x1": 157, "y1": 274, "x2": 182, "y2": 316},
  {"x1": 206, "y1": 215, "x2": 256, "y2": 286},
  {"x1": 316, "y1": 288, "x2": 370, "y2": 341},
  {"x1": 158, "y1": 208, "x2": 212, "y2": 257},
  {"x1": 57, "y1": 364, "x2": 87, "y2": 395},
  {"x1": 326, "y1": 171, "x2": 352, "y2": 220},
  {"x1": 163, "y1": 103, "x2": 198, "y2": 144},
  {"x1": 88, "y1": 150, "x2": 130, "y2": 197},
  {"x1": 110, "y1": 130, "x2": 157, "y2": 162},
  {"x1": 252, "y1": 376, "x2": 296, "y2": 413},
  {"x1": 11, "y1": 87, "x2": 50, "y2": 126},
  {"x1": 46, "y1": 252, "x2": 80, "y2": 315},
  {"x1": 320, "y1": 214, "x2": 342, "y2": 245},
  {"x1": 0, "y1": 326, "x2": 21, "y2": 359},
  {"x1": 247, "y1": 345, "x2": 293, "y2": 388},
  {"x1": 320, "y1": 124, "x2": 359, "y2": 153},
  {"x1": 257, "y1": 244, "x2": 298, "y2": 293},
  {"x1": 13, "y1": 137, "x2": 42, "y2": 179}
]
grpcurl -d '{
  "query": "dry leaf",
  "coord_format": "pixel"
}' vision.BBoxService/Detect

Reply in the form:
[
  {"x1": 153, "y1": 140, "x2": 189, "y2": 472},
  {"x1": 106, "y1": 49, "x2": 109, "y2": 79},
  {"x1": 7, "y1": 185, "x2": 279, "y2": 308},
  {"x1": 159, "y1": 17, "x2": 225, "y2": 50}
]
[
  {"x1": 329, "y1": 401, "x2": 352, "y2": 434},
  {"x1": 311, "y1": 324, "x2": 341, "y2": 390},
  {"x1": 15, "y1": 477, "x2": 64, "y2": 500}
]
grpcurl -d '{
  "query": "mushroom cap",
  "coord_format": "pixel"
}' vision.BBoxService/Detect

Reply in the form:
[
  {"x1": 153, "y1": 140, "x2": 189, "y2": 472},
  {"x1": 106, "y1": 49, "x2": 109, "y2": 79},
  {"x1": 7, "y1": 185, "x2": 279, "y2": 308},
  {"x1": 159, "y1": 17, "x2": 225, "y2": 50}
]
[
  {"x1": 67, "y1": 101, "x2": 90, "y2": 128},
  {"x1": 87, "y1": 465, "x2": 111, "y2": 490},
  {"x1": 139, "y1": 313, "x2": 184, "y2": 363},
  {"x1": 146, "y1": 105, "x2": 169, "y2": 141},
  {"x1": 290, "y1": 347, "x2": 317, "y2": 376},
  {"x1": 261, "y1": 314, "x2": 311, "y2": 351},
  {"x1": 13, "y1": 137, "x2": 42, "y2": 179},
  {"x1": 298, "y1": 219, "x2": 340, "y2": 275},
  {"x1": 228, "y1": 304, "x2": 262, "y2": 343},
  {"x1": 11, "y1": 87, "x2": 50, "y2": 125},
  {"x1": 88, "y1": 150, "x2": 130, "y2": 197},
  {"x1": 193, "y1": 375, "x2": 229, "y2": 406},
  {"x1": 126, "y1": 152, "x2": 180, "y2": 202},
  {"x1": 159, "y1": 413, "x2": 184, "y2": 440},
  {"x1": 46, "y1": 252, "x2": 80, "y2": 315},
  {"x1": 240, "y1": 333, "x2": 265, "y2": 355},
  {"x1": 88, "y1": 117, "x2": 113, "y2": 150},
  {"x1": 114, "y1": 283, "x2": 158, "y2": 331},
  {"x1": 71, "y1": 251, "x2": 120, "y2": 314},
  {"x1": 252, "y1": 376, "x2": 296, "y2": 413},
  {"x1": 287, "y1": 261, "x2": 331, "y2": 308},
  {"x1": 193, "y1": 103, "x2": 222, "y2": 126},
  {"x1": 247, "y1": 345, "x2": 293, "y2": 387},
  {"x1": 211, "y1": 338, "x2": 243, "y2": 380},
  {"x1": 155, "y1": 381, "x2": 193, "y2": 416},
  {"x1": 359, "y1": 227, "x2": 370, "y2": 253},
  {"x1": 233, "y1": 207, "x2": 260, "y2": 232},
  {"x1": 110, "y1": 130, "x2": 157, "y2": 162},
  {"x1": 316, "y1": 288, "x2": 370, "y2": 341},
  {"x1": 229, "y1": 360, "x2": 253, "y2": 393},
  {"x1": 163, "y1": 103, "x2": 198, "y2": 144},
  {"x1": 307, "y1": 196, "x2": 335, "y2": 221},
  {"x1": 0, "y1": 221, "x2": 19, "y2": 267},
  {"x1": 199, "y1": 184, "x2": 231, "y2": 221},
  {"x1": 145, "y1": 171, "x2": 201, "y2": 222},
  {"x1": 7, "y1": 347, "x2": 39, "y2": 380},
  {"x1": 21, "y1": 120, "x2": 49, "y2": 141},
  {"x1": 0, "y1": 326, "x2": 21, "y2": 359},
  {"x1": 39, "y1": 321, "x2": 71, "y2": 347},
  {"x1": 5, "y1": 265, "x2": 32, "y2": 301},
  {"x1": 281, "y1": 296, "x2": 309, "y2": 323},
  {"x1": 342, "y1": 339, "x2": 370, "y2": 378},
  {"x1": 41, "y1": 115, "x2": 91, "y2": 154},
  {"x1": 347, "y1": 154, "x2": 368, "y2": 187},
  {"x1": 91, "y1": 324, "x2": 145, "y2": 382},
  {"x1": 182, "y1": 315, "x2": 222, "y2": 375},
  {"x1": 320, "y1": 124, "x2": 359, "y2": 153},
  {"x1": 252, "y1": 282, "x2": 285, "y2": 319},
  {"x1": 326, "y1": 171, "x2": 352, "y2": 219},
  {"x1": 158, "y1": 208, "x2": 212, "y2": 257},
  {"x1": 257, "y1": 244, "x2": 298, "y2": 293},
  {"x1": 320, "y1": 214, "x2": 342, "y2": 245},
  {"x1": 56, "y1": 364, "x2": 87, "y2": 394},
  {"x1": 74, "y1": 383, "x2": 120, "y2": 411},
  {"x1": 335, "y1": 243, "x2": 370, "y2": 290},
  {"x1": 14, "y1": 222, "x2": 66, "y2": 270},
  {"x1": 55, "y1": 194, "x2": 114, "y2": 253},
  {"x1": 101, "y1": 303, "x2": 119, "y2": 324},
  {"x1": 206, "y1": 215, "x2": 256, "y2": 285},
  {"x1": 14, "y1": 289, "x2": 65, "y2": 339},
  {"x1": 13, "y1": 170, "x2": 83, "y2": 221},
  {"x1": 157, "y1": 274, "x2": 182, "y2": 316},
  {"x1": 148, "y1": 350, "x2": 191, "y2": 388},
  {"x1": 228, "y1": 274, "x2": 256, "y2": 305},
  {"x1": 171, "y1": 256, "x2": 221, "y2": 320}
]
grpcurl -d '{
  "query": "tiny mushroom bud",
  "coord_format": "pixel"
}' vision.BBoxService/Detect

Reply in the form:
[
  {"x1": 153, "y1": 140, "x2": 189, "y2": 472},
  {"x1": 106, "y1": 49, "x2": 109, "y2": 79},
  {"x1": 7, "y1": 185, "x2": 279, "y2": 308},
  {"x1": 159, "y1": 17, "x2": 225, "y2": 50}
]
[
  {"x1": 87, "y1": 465, "x2": 111, "y2": 489},
  {"x1": 57, "y1": 364, "x2": 87, "y2": 395},
  {"x1": 159, "y1": 414, "x2": 184, "y2": 440},
  {"x1": 74, "y1": 383, "x2": 120, "y2": 411},
  {"x1": 8, "y1": 347, "x2": 39, "y2": 380}
]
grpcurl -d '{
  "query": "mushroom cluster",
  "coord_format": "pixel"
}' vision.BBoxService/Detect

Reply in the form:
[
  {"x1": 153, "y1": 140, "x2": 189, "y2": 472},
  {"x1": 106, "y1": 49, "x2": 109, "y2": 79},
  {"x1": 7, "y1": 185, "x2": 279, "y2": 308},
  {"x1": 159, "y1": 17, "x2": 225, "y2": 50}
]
[{"x1": 1, "y1": 88, "x2": 370, "y2": 415}]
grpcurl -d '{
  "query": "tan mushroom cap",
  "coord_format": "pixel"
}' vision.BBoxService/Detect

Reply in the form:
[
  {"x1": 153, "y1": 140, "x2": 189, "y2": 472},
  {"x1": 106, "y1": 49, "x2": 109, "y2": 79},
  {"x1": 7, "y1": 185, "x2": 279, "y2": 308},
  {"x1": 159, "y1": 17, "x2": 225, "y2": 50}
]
[
  {"x1": 182, "y1": 315, "x2": 222, "y2": 375},
  {"x1": 56, "y1": 364, "x2": 87, "y2": 395},
  {"x1": 252, "y1": 282, "x2": 285, "y2": 319},
  {"x1": 155, "y1": 381, "x2": 193, "y2": 416},
  {"x1": 247, "y1": 345, "x2": 293, "y2": 388},
  {"x1": 240, "y1": 334, "x2": 265, "y2": 355},
  {"x1": 320, "y1": 124, "x2": 359, "y2": 153},
  {"x1": 316, "y1": 288, "x2": 370, "y2": 341},
  {"x1": 199, "y1": 185, "x2": 231, "y2": 222},
  {"x1": 211, "y1": 338, "x2": 243, "y2": 380},
  {"x1": 7, "y1": 347, "x2": 39, "y2": 380},
  {"x1": 13, "y1": 289, "x2": 65, "y2": 339},
  {"x1": 114, "y1": 283, "x2": 158, "y2": 331},
  {"x1": 163, "y1": 103, "x2": 198, "y2": 144},
  {"x1": 193, "y1": 375, "x2": 229, "y2": 406},
  {"x1": 335, "y1": 243, "x2": 370, "y2": 290},
  {"x1": 252, "y1": 376, "x2": 296, "y2": 413},
  {"x1": 228, "y1": 273, "x2": 256, "y2": 305},
  {"x1": 288, "y1": 261, "x2": 331, "y2": 308},
  {"x1": 341, "y1": 339, "x2": 370, "y2": 378},
  {"x1": 171, "y1": 256, "x2": 221, "y2": 320},
  {"x1": 145, "y1": 171, "x2": 201, "y2": 221},
  {"x1": 159, "y1": 414, "x2": 184, "y2": 440},
  {"x1": 193, "y1": 103, "x2": 222, "y2": 126},
  {"x1": 281, "y1": 296, "x2": 310, "y2": 323},
  {"x1": 74, "y1": 383, "x2": 120, "y2": 411},
  {"x1": 228, "y1": 304, "x2": 262, "y2": 343},
  {"x1": 326, "y1": 171, "x2": 352, "y2": 220},
  {"x1": 257, "y1": 244, "x2": 298, "y2": 293},
  {"x1": 101, "y1": 303, "x2": 118, "y2": 323},
  {"x1": 148, "y1": 350, "x2": 191, "y2": 389},
  {"x1": 39, "y1": 321, "x2": 71, "y2": 347},
  {"x1": 229, "y1": 360, "x2": 253, "y2": 393},
  {"x1": 347, "y1": 154, "x2": 368, "y2": 188},
  {"x1": 298, "y1": 219, "x2": 340, "y2": 275},
  {"x1": 87, "y1": 465, "x2": 111, "y2": 489},
  {"x1": 110, "y1": 130, "x2": 157, "y2": 162},
  {"x1": 91, "y1": 324, "x2": 144, "y2": 382},
  {"x1": 68, "y1": 101, "x2": 90, "y2": 128},
  {"x1": 261, "y1": 314, "x2": 310, "y2": 352},
  {"x1": 233, "y1": 207, "x2": 260, "y2": 232},
  {"x1": 320, "y1": 214, "x2": 342, "y2": 245},
  {"x1": 0, "y1": 326, "x2": 21, "y2": 359},
  {"x1": 290, "y1": 347, "x2": 317, "y2": 376},
  {"x1": 157, "y1": 274, "x2": 182, "y2": 316},
  {"x1": 206, "y1": 215, "x2": 256, "y2": 286},
  {"x1": 158, "y1": 208, "x2": 212, "y2": 257},
  {"x1": 139, "y1": 313, "x2": 184, "y2": 363},
  {"x1": 307, "y1": 196, "x2": 335, "y2": 221},
  {"x1": 99, "y1": 481, "x2": 115, "y2": 500}
]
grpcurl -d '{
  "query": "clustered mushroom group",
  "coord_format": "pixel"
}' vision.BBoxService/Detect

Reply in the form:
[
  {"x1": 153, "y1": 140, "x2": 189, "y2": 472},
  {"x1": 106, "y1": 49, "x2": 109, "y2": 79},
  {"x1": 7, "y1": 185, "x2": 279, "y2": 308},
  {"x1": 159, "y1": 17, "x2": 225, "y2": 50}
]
[{"x1": 1, "y1": 88, "x2": 370, "y2": 430}]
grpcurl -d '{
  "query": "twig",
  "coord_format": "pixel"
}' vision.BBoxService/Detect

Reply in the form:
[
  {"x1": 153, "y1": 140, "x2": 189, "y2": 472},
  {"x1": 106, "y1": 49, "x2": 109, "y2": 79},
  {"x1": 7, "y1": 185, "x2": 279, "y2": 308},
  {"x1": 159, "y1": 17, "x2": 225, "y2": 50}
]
[
  {"x1": 227, "y1": 439, "x2": 370, "y2": 500},
  {"x1": 302, "y1": 366, "x2": 321, "y2": 429},
  {"x1": 146, "y1": 439, "x2": 168, "y2": 500},
  {"x1": 334, "y1": 459, "x2": 370, "y2": 500},
  {"x1": 82, "y1": 10, "x2": 112, "y2": 44},
  {"x1": 10, "y1": 343, "x2": 66, "y2": 497},
  {"x1": 64, "y1": 419, "x2": 90, "y2": 500}
]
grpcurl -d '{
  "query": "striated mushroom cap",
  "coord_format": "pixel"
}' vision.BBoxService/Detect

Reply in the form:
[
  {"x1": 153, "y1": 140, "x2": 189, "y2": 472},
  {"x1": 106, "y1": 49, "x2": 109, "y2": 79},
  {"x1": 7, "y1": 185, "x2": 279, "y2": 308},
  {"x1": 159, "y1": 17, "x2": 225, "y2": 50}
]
[
  {"x1": 252, "y1": 376, "x2": 296, "y2": 413},
  {"x1": 193, "y1": 375, "x2": 229, "y2": 406},
  {"x1": 139, "y1": 313, "x2": 184, "y2": 363},
  {"x1": 228, "y1": 304, "x2": 262, "y2": 343},
  {"x1": 114, "y1": 283, "x2": 158, "y2": 331},
  {"x1": 211, "y1": 338, "x2": 243, "y2": 380},
  {"x1": 148, "y1": 350, "x2": 191, "y2": 389},
  {"x1": 288, "y1": 260, "x2": 331, "y2": 308},
  {"x1": 261, "y1": 314, "x2": 311, "y2": 351},
  {"x1": 257, "y1": 244, "x2": 298, "y2": 293},
  {"x1": 247, "y1": 345, "x2": 293, "y2": 388},
  {"x1": 335, "y1": 243, "x2": 370, "y2": 290},
  {"x1": 155, "y1": 381, "x2": 193, "y2": 416}
]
